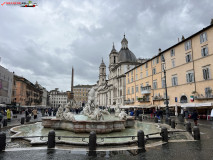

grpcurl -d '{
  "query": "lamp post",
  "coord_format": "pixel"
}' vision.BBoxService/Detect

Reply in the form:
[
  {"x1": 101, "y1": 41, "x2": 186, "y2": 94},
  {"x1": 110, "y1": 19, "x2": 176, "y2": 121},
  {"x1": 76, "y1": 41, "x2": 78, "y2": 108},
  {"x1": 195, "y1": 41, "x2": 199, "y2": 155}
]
[{"x1": 163, "y1": 61, "x2": 170, "y2": 122}]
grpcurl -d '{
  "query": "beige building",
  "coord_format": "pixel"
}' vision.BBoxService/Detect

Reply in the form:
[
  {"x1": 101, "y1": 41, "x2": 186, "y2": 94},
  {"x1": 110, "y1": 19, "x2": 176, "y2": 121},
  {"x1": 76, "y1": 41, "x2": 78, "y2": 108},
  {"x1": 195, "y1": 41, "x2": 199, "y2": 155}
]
[
  {"x1": 73, "y1": 85, "x2": 94, "y2": 107},
  {"x1": 125, "y1": 22, "x2": 213, "y2": 117}
]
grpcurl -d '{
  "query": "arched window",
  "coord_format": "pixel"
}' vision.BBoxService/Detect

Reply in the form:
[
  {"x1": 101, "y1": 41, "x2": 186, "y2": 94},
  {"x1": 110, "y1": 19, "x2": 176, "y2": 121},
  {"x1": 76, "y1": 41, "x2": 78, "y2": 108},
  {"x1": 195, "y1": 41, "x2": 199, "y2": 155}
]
[{"x1": 180, "y1": 95, "x2": 187, "y2": 103}]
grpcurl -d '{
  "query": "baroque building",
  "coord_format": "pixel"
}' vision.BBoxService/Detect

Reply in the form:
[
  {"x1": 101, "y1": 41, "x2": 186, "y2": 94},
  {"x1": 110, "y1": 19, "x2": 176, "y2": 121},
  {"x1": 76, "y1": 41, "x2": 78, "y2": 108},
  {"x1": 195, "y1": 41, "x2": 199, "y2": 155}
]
[{"x1": 96, "y1": 35, "x2": 146, "y2": 106}]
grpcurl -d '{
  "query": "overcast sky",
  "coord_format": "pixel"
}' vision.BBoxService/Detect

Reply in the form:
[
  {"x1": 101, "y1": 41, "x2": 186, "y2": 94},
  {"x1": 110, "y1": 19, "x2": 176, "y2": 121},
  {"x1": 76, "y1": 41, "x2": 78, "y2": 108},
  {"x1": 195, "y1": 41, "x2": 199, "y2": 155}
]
[{"x1": 0, "y1": 0, "x2": 212, "y2": 91}]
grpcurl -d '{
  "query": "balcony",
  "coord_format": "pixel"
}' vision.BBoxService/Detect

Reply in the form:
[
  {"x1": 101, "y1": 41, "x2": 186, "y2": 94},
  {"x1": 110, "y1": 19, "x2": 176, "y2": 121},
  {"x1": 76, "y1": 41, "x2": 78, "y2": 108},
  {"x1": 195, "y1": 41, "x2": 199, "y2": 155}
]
[
  {"x1": 137, "y1": 97, "x2": 150, "y2": 102},
  {"x1": 194, "y1": 95, "x2": 213, "y2": 100},
  {"x1": 153, "y1": 96, "x2": 169, "y2": 101},
  {"x1": 141, "y1": 85, "x2": 151, "y2": 94},
  {"x1": 124, "y1": 100, "x2": 134, "y2": 104}
]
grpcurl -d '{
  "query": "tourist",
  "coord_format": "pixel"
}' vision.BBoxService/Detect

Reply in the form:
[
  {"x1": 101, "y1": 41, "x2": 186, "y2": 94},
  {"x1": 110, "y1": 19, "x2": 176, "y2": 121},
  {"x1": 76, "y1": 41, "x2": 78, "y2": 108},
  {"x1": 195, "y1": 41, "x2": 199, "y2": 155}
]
[
  {"x1": 191, "y1": 110, "x2": 198, "y2": 126},
  {"x1": 25, "y1": 109, "x2": 29, "y2": 119},
  {"x1": 0, "y1": 110, "x2": 3, "y2": 123},
  {"x1": 7, "y1": 108, "x2": 11, "y2": 122},
  {"x1": 183, "y1": 109, "x2": 189, "y2": 123},
  {"x1": 32, "y1": 108, "x2": 37, "y2": 119},
  {"x1": 210, "y1": 108, "x2": 213, "y2": 121}
]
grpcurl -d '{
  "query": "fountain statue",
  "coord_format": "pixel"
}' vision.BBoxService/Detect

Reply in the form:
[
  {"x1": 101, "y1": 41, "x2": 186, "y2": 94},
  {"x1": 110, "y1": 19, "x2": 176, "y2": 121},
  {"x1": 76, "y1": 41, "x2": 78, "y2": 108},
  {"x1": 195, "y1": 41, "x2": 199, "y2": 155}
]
[
  {"x1": 42, "y1": 68, "x2": 135, "y2": 133},
  {"x1": 115, "y1": 104, "x2": 121, "y2": 117},
  {"x1": 119, "y1": 110, "x2": 127, "y2": 120}
]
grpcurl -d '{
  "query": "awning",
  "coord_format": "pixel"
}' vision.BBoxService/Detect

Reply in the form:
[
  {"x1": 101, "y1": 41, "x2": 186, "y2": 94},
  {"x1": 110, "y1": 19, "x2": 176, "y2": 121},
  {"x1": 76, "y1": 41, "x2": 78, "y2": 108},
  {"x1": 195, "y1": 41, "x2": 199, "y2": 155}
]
[
  {"x1": 181, "y1": 102, "x2": 213, "y2": 108},
  {"x1": 0, "y1": 104, "x2": 6, "y2": 107}
]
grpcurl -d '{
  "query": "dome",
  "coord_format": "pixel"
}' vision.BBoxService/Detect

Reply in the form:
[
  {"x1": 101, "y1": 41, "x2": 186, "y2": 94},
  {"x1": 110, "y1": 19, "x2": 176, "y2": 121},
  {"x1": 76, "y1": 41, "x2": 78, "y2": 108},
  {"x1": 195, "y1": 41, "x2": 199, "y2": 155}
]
[
  {"x1": 118, "y1": 48, "x2": 137, "y2": 62},
  {"x1": 118, "y1": 35, "x2": 137, "y2": 62}
]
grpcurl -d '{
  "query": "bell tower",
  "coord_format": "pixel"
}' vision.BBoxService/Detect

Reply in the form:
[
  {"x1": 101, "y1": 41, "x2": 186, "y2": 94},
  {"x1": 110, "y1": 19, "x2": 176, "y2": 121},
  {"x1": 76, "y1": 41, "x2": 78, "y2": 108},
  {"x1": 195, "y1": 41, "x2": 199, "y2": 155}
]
[{"x1": 99, "y1": 58, "x2": 106, "y2": 85}]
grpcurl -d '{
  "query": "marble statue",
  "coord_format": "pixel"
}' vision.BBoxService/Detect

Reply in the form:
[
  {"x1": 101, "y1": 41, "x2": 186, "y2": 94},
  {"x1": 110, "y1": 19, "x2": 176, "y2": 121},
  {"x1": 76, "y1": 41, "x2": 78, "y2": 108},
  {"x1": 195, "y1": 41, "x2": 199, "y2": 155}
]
[
  {"x1": 90, "y1": 105, "x2": 104, "y2": 121},
  {"x1": 83, "y1": 104, "x2": 91, "y2": 117},
  {"x1": 119, "y1": 110, "x2": 127, "y2": 120},
  {"x1": 115, "y1": 104, "x2": 121, "y2": 117},
  {"x1": 55, "y1": 100, "x2": 76, "y2": 121}
]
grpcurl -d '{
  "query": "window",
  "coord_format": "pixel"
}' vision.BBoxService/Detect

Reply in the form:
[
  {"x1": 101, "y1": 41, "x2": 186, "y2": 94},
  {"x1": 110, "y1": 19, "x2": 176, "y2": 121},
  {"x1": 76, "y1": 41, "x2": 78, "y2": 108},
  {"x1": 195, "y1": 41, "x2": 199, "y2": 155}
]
[
  {"x1": 161, "y1": 54, "x2": 165, "y2": 62},
  {"x1": 162, "y1": 63, "x2": 165, "y2": 71},
  {"x1": 136, "y1": 74, "x2": 138, "y2": 80},
  {"x1": 185, "y1": 52, "x2": 192, "y2": 63},
  {"x1": 145, "y1": 63, "x2": 148, "y2": 68},
  {"x1": 140, "y1": 84, "x2": 143, "y2": 92},
  {"x1": 205, "y1": 87, "x2": 212, "y2": 98},
  {"x1": 136, "y1": 68, "x2": 137, "y2": 73},
  {"x1": 200, "y1": 32, "x2": 207, "y2": 44},
  {"x1": 152, "y1": 59, "x2": 155, "y2": 65},
  {"x1": 170, "y1": 48, "x2": 175, "y2": 57},
  {"x1": 146, "y1": 70, "x2": 148, "y2": 77},
  {"x1": 203, "y1": 66, "x2": 210, "y2": 80},
  {"x1": 185, "y1": 40, "x2": 191, "y2": 51},
  {"x1": 153, "y1": 80, "x2": 157, "y2": 89},
  {"x1": 114, "y1": 56, "x2": 116, "y2": 63},
  {"x1": 152, "y1": 68, "x2": 156, "y2": 74},
  {"x1": 132, "y1": 86, "x2": 134, "y2": 94},
  {"x1": 162, "y1": 78, "x2": 165, "y2": 88},
  {"x1": 156, "y1": 57, "x2": 159, "y2": 64},
  {"x1": 172, "y1": 75, "x2": 178, "y2": 86},
  {"x1": 186, "y1": 71, "x2": 194, "y2": 83},
  {"x1": 201, "y1": 45, "x2": 208, "y2": 57},
  {"x1": 131, "y1": 76, "x2": 133, "y2": 82},
  {"x1": 136, "y1": 85, "x2": 138, "y2": 93},
  {"x1": 140, "y1": 66, "x2": 142, "y2": 71},
  {"x1": 131, "y1": 71, "x2": 133, "y2": 75},
  {"x1": 140, "y1": 72, "x2": 142, "y2": 79},
  {"x1": 172, "y1": 59, "x2": 175, "y2": 68},
  {"x1": 128, "y1": 78, "x2": 130, "y2": 84}
]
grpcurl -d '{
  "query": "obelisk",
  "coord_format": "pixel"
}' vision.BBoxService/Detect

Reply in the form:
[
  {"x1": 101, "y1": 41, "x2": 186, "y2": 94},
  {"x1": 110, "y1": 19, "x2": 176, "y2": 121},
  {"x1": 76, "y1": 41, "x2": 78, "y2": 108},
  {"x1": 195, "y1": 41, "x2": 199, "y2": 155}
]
[{"x1": 70, "y1": 67, "x2": 74, "y2": 100}]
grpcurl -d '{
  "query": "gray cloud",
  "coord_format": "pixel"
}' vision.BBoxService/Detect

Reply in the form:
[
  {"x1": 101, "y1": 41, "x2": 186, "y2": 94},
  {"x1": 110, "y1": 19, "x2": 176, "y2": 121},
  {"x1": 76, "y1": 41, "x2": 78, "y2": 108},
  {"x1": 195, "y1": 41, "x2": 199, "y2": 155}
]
[{"x1": 0, "y1": 0, "x2": 213, "y2": 91}]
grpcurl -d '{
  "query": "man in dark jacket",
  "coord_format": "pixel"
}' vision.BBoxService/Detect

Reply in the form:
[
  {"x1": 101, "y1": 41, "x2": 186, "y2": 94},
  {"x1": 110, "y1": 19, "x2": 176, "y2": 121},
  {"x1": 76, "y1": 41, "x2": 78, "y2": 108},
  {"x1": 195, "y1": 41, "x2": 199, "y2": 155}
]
[{"x1": 191, "y1": 110, "x2": 198, "y2": 126}]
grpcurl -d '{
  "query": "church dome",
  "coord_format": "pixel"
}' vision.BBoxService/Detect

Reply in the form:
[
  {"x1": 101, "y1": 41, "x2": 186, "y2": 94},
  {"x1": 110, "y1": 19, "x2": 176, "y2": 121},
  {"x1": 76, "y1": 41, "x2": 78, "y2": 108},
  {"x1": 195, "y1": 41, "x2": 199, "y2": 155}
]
[
  {"x1": 118, "y1": 35, "x2": 137, "y2": 63},
  {"x1": 118, "y1": 48, "x2": 137, "y2": 62}
]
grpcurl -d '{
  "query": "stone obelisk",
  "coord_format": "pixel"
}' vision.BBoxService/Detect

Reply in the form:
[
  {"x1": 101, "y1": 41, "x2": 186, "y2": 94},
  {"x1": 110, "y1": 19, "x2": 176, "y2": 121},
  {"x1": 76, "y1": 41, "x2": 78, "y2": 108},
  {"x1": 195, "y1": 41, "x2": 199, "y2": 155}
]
[{"x1": 70, "y1": 67, "x2": 74, "y2": 100}]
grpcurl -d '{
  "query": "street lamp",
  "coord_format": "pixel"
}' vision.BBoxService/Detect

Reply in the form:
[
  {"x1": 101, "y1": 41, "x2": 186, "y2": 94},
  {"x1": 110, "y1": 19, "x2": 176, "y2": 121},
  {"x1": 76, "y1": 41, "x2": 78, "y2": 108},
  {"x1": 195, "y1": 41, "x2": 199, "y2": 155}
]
[{"x1": 162, "y1": 60, "x2": 170, "y2": 122}]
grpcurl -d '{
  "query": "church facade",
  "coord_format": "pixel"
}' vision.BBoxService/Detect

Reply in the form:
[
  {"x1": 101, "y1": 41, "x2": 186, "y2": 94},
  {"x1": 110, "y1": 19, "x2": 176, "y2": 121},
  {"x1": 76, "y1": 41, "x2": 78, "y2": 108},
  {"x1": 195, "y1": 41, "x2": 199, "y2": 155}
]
[{"x1": 96, "y1": 35, "x2": 146, "y2": 107}]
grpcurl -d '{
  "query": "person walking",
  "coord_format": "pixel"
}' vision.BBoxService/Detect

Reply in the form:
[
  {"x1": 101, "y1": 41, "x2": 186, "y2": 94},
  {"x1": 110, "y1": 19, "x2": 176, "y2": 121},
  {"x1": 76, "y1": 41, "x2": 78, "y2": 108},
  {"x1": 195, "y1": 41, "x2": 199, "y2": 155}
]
[
  {"x1": 32, "y1": 108, "x2": 38, "y2": 119},
  {"x1": 191, "y1": 110, "x2": 198, "y2": 126},
  {"x1": 7, "y1": 108, "x2": 11, "y2": 122}
]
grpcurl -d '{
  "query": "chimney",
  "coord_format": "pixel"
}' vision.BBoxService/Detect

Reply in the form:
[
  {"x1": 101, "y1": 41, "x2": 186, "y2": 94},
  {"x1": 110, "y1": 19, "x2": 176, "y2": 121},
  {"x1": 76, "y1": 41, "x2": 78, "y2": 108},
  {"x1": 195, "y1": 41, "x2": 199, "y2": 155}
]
[
  {"x1": 159, "y1": 48, "x2": 161, "y2": 53},
  {"x1": 211, "y1": 19, "x2": 213, "y2": 25},
  {"x1": 182, "y1": 35, "x2": 185, "y2": 41}
]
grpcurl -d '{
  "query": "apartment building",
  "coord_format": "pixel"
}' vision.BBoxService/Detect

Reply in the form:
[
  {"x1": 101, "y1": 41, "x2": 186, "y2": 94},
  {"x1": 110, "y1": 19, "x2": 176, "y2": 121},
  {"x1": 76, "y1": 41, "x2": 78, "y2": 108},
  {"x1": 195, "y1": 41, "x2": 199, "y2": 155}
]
[
  {"x1": 125, "y1": 22, "x2": 213, "y2": 116},
  {"x1": 73, "y1": 85, "x2": 93, "y2": 107},
  {"x1": 49, "y1": 88, "x2": 68, "y2": 108},
  {"x1": 12, "y1": 75, "x2": 43, "y2": 106},
  {"x1": 0, "y1": 64, "x2": 13, "y2": 104}
]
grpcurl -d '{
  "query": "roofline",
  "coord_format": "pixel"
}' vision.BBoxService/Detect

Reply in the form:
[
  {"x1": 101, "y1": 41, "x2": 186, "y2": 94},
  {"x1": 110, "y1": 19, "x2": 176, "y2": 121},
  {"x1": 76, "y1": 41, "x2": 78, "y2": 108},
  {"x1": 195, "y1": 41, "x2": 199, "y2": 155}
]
[{"x1": 125, "y1": 23, "x2": 213, "y2": 74}]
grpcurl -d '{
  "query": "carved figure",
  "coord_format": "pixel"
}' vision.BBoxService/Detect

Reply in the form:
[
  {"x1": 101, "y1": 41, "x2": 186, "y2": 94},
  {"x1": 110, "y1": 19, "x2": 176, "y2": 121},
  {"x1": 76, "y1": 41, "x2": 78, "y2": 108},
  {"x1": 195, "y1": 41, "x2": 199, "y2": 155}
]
[
  {"x1": 115, "y1": 104, "x2": 121, "y2": 117},
  {"x1": 119, "y1": 110, "x2": 127, "y2": 120}
]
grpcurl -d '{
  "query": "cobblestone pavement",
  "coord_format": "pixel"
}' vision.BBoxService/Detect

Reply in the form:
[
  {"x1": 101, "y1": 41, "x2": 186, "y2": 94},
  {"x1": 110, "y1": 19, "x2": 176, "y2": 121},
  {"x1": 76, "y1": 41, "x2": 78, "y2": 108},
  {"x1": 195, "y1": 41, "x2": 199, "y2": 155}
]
[{"x1": 0, "y1": 115, "x2": 213, "y2": 160}]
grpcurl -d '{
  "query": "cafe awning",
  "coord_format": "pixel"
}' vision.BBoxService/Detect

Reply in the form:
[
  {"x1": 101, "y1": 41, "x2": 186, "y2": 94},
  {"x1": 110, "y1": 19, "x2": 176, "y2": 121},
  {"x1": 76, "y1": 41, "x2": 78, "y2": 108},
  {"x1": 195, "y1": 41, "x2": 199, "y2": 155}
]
[{"x1": 181, "y1": 102, "x2": 213, "y2": 108}]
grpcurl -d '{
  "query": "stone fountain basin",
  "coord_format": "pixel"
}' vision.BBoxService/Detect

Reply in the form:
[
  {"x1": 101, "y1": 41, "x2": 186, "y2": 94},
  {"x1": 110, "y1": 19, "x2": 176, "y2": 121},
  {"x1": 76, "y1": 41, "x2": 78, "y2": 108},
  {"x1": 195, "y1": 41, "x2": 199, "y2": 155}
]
[
  {"x1": 42, "y1": 115, "x2": 135, "y2": 134},
  {"x1": 10, "y1": 121, "x2": 161, "y2": 145}
]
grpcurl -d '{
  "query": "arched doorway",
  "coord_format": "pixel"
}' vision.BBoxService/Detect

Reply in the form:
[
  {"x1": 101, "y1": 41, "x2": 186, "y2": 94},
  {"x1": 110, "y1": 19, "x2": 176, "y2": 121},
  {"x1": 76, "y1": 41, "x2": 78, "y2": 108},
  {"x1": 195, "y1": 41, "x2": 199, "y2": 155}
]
[{"x1": 180, "y1": 95, "x2": 188, "y2": 103}]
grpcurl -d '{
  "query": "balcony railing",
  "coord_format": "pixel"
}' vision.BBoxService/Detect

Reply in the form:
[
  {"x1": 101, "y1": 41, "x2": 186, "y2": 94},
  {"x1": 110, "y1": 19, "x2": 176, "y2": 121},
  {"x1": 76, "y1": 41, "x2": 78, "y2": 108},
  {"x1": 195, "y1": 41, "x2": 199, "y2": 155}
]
[
  {"x1": 141, "y1": 85, "x2": 151, "y2": 94},
  {"x1": 194, "y1": 95, "x2": 213, "y2": 100}
]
